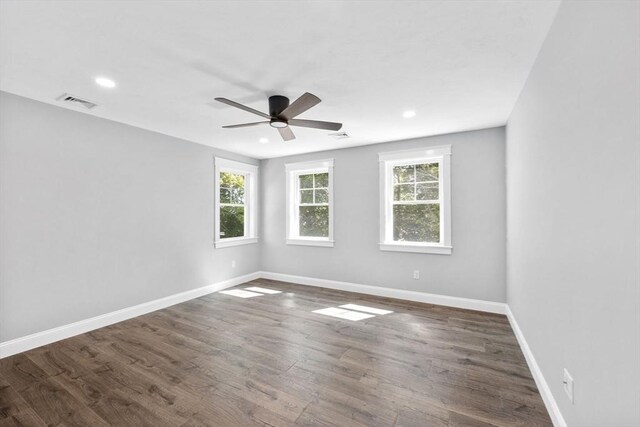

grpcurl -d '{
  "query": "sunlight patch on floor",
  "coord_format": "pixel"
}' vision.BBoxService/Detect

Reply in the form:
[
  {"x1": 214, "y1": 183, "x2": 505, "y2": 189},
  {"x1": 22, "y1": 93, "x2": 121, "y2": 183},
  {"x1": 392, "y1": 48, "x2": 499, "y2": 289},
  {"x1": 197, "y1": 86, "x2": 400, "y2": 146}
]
[
  {"x1": 219, "y1": 286, "x2": 283, "y2": 298},
  {"x1": 313, "y1": 307, "x2": 376, "y2": 321},
  {"x1": 245, "y1": 286, "x2": 282, "y2": 294},
  {"x1": 339, "y1": 304, "x2": 393, "y2": 315},
  {"x1": 219, "y1": 289, "x2": 264, "y2": 298}
]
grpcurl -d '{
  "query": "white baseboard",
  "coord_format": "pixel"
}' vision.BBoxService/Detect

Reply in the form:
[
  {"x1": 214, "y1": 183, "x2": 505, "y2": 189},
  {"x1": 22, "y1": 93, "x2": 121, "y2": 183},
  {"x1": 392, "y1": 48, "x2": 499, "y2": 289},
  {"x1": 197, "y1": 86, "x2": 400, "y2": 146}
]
[
  {"x1": 258, "y1": 271, "x2": 507, "y2": 314},
  {"x1": 0, "y1": 272, "x2": 260, "y2": 359},
  {"x1": 506, "y1": 306, "x2": 566, "y2": 427},
  {"x1": 0, "y1": 271, "x2": 506, "y2": 359}
]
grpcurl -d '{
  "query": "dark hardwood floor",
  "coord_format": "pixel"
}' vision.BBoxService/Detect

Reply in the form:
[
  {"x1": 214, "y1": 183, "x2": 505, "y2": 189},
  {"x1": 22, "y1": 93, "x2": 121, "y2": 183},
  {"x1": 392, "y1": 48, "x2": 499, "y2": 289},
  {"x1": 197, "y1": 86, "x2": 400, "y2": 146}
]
[{"x1": 0, "y1": 279, "x2": 552, "y2": 426}]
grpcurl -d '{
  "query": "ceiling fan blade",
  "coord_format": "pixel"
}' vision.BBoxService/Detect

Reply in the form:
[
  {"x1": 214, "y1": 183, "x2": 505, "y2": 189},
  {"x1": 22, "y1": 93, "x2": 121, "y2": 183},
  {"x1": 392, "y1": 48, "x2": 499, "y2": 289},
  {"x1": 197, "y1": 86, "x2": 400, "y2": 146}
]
[
  {"x1": 222, "y1": 121, "x2": 269, "y2": 129},
  {"x1": 279, "y1": 92, "x2": 321, "y2": 119},
  {"x1": 288, "y1": 118, "x2": 343, "y2": 131},
  {"x1": 278, "y1": 126, "x2": 296, "y2": 141},
  {"x1": 215, "y1": 97, "x2": 271, "y2": 119}
]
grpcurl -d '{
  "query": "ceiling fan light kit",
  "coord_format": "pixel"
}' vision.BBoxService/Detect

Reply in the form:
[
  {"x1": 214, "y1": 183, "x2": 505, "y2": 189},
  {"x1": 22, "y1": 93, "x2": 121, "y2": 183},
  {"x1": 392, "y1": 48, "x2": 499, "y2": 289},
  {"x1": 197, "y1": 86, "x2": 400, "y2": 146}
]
[
  {"x1": 269, "y1": 119, "x2": 288, "y2": 128},
  {"x1": 215, "y1": 92, "x2": 342, "y2": 141}
]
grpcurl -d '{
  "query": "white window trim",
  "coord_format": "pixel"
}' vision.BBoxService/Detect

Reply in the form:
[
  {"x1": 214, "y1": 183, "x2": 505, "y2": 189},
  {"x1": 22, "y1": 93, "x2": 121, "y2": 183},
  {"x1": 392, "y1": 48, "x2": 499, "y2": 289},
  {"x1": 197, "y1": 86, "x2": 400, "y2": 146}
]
[
  {"x1": 285, "y1": 159, "x2": 334, "y2": 247},
  {"x1": 378, "y1": 145, "x2": 452, "y2": 255},
  {"x1": 214, "y1": 157, "x2": 258, "y2": 248}
]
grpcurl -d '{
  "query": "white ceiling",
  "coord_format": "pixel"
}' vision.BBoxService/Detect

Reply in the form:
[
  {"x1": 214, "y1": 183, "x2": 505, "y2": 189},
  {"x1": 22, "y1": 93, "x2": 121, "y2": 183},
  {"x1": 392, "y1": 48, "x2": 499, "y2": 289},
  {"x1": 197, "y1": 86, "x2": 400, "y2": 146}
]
[{"x1": 0, "y1": 1, "x2": 560, "y2": 159}]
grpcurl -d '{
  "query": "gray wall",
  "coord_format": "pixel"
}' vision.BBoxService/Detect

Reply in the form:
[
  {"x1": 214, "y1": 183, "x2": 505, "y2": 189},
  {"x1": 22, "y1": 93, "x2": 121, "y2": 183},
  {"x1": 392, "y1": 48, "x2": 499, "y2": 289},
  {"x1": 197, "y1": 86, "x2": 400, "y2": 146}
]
[
  {"x1": 0, "y1": 92, "x2": 260, "y2": 342},
  {"x1": 505, "y1": 1, "x2": 639, "y2": 425},
  {"x1": 261, "y1": 127, "x2": 506, "y2": 302}
]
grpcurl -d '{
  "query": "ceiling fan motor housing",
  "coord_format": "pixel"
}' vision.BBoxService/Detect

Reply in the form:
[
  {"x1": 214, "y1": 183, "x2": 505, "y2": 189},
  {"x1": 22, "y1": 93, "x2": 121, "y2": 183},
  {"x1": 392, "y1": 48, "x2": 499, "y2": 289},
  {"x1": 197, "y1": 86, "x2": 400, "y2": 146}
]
[
  {"x1": 269, "y1": 95, "x2": 290, "y2": 118},
  {"x1": 269, "y1": 95, "x2": 290, "y2": 128}
]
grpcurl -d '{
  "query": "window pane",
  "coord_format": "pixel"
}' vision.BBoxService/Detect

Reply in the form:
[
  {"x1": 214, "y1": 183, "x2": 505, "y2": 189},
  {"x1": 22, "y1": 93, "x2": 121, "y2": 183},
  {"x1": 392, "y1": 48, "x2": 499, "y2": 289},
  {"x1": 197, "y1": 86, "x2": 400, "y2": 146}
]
[
  {"x1": 300, "y1": 189, "x2": 313, "y2": 204},
  {"x1": 220, "y1": 206, "x2": 245, "y2": 238},
  {"x1": 230, "y1": 188, "x2": 245, "y2": 204},
  {"x1": 220, "y1": 188, "x2": 231, "y2": 204},
  {"x1": 393, "y1": 165, "x2": 415, "y2": 184},
  {"x1": 416, "y1": 182, "x2": 439, "y2": 201},
  {"x1": 393, "y1": 183, "x2": 415, "y2": 201},
  {"x1": 299, "y1": 174, "x2": 314, "y2": 189},
  {"x1": 220, "y1": 172, "x2": 244, "y2": 189},
  {"x1": 393, "y1": 204, "x2": 440, "y2": 243},
  {"x1": 416, "y1": 163, "x2": 439, "y2": 182},
  {"x1": 315, "y1": 172, "x2": 329, "y2": 188},
  {"x1": 299, "y1": 206, "x2": 329, "y2": 237},
  {"x1": 220, "y1": 172, "x2": 245, "y2": 204},
  {"x1": 315, "y1": 188, "x2": 329, "y2": 203}
]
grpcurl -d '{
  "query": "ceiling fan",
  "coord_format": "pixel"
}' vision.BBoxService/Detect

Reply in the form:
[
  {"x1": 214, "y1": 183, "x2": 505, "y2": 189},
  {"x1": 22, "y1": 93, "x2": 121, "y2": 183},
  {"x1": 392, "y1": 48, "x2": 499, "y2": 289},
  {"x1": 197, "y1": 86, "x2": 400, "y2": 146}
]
[{"x1": 215, "y1": 92, "x2": 342, "y2": 141}]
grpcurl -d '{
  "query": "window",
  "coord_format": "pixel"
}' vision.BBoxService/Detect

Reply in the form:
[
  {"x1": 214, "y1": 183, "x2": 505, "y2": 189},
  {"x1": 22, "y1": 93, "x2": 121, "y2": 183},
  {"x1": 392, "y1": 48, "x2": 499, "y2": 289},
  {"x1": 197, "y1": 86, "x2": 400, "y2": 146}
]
[
  {"x1": 379, "y1": 146, "x2": 451, "y2": 254},
  {"x1": 214, "y1": 157, "x2": 258, "y2": 248},
  {"x1": 286, "y1": 159, "x2": 334, "y2": 247}
]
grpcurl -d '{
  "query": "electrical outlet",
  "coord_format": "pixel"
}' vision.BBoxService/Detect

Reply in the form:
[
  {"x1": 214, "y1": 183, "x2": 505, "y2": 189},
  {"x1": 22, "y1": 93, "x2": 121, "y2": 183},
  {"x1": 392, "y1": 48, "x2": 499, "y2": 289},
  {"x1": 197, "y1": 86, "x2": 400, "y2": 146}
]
[
  {"x1": 563, "y1": 368, "x2": 574, "y2": 403},
  {"x1": 231, "y1": 260, "x2": 236, "y2": 268},
  {"x1": 413, "y1": 270, "x2": 420, "y2": 280}
]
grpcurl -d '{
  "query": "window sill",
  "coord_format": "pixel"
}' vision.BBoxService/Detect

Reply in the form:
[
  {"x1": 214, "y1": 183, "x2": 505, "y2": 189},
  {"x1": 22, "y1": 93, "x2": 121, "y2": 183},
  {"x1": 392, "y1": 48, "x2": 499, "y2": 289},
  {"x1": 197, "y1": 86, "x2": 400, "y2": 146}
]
[
  {"x1": 287, "y1": 238, "x2": 334, "y2": 248},
  {"x1": 215, "y1": 237, "x2": 258, "y2": 248},
  {"x1": 379, "y1": 242, "x2": 452, "y2": 255}
]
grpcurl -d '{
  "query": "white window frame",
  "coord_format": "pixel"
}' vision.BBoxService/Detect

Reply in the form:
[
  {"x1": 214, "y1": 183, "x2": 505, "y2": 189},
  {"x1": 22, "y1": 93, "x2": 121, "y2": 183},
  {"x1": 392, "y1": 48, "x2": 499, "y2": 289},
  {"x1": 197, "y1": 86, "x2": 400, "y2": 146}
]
[
  {"x1": 214, "y1": 157, "x2": 258, "y2": 248},
  {"x1": 378, "y1": 145, "x2": 452, "y2": 255},
  {"x1": 285, "y1": 159, "x2": 334, "y2": 247}
]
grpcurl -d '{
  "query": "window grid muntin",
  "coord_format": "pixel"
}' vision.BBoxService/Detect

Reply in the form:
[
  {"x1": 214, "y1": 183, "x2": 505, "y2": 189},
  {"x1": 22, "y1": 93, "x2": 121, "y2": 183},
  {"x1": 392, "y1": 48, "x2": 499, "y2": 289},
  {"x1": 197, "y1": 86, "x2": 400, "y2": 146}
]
[
  {"x1": 219, "y1": 171, "x2": 246, "y2": 207},
  {"x1": 298, "y1": 173, "x2": 329, "y2": 207},
  {"x1": 392, "y1": 162, "x2": 440, "y2": 205}
]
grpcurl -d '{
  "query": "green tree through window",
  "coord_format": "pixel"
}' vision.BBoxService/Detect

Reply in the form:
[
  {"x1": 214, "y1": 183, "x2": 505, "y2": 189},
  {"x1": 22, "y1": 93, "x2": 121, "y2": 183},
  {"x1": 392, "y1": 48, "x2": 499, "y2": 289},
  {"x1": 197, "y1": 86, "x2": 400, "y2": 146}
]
[
  {"x1": 392, "y1": 163, "x2": 440, "y2": 243},
  {"x1": 298, "y1": 172, "x2": 329, "y2": 237},
  {"x1": 219, "y1": 172, "x2": 245, "y2": 238}
]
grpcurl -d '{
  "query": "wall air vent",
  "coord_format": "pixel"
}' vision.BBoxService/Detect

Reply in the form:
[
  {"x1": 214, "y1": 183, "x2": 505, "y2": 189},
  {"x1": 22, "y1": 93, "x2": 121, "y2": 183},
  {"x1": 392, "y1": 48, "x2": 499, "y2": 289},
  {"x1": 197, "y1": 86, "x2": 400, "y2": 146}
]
[
  {"x1": 329, "y1": 132, "x2": 349, "y2": 139},
  {"x1": 56, "y1": 93, "x2": 98, "y2": 110}
]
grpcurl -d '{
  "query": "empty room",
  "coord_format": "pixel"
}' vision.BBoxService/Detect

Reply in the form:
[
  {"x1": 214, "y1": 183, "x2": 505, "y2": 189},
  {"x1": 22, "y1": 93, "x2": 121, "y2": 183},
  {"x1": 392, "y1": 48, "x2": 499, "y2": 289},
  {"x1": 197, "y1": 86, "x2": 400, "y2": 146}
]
[{"x1": 0, "y1": 1, "x2": 638, "y2": 426}]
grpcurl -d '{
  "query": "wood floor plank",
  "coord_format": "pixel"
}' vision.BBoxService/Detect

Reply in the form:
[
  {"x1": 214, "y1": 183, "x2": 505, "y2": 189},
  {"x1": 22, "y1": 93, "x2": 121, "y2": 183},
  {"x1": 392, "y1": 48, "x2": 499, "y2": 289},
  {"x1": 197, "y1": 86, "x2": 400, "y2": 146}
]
[
  {"x1": 88, "y1": 388, "x2": 170, "y2": 426},
  {"x1": 0, "y1": 375, "x2": 46, "y2": 426},
  {"x1": 16, "y1": 376, "x2": 98, "y2": 426},
  {"x1": 0, "y1": 355, "x2": 48, "y2": 393},
  {"x1": 0, "y1": 280, "x2": 552, "y2": 426},
  {"x1": 0, "y1": 411, "x2": 46, "y2": 427},
  {"x1": 394, "y1": 405, "x2": 450, "y2": 427}
]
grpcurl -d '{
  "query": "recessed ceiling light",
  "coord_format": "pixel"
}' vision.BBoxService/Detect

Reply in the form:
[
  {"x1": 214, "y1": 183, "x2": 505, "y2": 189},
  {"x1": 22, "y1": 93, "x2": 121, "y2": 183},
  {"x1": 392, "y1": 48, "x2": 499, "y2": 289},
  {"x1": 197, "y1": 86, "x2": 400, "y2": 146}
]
[
  {"x1": 259, "y1": 137, "x2": 269, "y2": 144},
  {"x1": 95, "y1": 77, "x2": 116, "y2": 88},
  {"x1": 403, "y1": 110, "x2": 416, "y2": 119}
]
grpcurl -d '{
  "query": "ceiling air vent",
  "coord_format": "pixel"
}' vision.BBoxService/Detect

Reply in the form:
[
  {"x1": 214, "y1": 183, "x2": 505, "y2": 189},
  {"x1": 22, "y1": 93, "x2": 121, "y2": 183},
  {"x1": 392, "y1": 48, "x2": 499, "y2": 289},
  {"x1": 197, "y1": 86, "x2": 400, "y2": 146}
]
[
  {"x1": 329, "y1": 132, "x2": 349, "y2": 139},
  {"x1": 56, "y1": 93, "x2": 98, "y2": 110}
]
